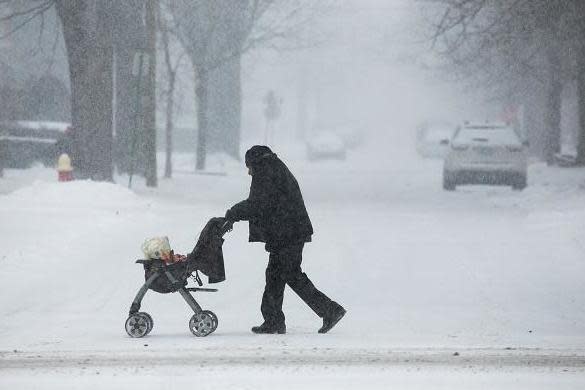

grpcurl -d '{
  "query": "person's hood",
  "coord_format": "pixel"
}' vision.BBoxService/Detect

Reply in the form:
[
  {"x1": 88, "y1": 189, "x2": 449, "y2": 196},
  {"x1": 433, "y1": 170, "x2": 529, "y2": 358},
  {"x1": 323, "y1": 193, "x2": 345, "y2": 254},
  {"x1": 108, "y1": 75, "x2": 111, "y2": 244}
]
[{"x1": 245, "y1": 145, "x2": 276, "y2": 167}]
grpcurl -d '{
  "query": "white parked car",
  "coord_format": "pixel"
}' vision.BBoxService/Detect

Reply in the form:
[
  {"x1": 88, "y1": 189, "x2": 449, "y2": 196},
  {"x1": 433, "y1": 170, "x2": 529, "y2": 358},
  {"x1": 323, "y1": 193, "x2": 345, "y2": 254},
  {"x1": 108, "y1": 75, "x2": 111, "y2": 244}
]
[
  {"x1": 306, "y1": 132, "x2": 346, "y2": 161},
  {"x1": 416, "y1": 122, "x2": 456, "y2": 159},
  {"x1": 443, "y1": 122, "x2": 528, "y2": 191}
]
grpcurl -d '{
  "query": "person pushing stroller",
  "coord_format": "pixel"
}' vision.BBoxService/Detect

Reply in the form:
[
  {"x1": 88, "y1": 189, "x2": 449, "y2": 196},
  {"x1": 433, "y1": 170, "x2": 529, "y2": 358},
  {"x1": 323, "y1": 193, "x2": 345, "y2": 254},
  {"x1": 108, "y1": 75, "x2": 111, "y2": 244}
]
[{"x1": 225, "y1": 145, "x2": 346, "y2": 334}]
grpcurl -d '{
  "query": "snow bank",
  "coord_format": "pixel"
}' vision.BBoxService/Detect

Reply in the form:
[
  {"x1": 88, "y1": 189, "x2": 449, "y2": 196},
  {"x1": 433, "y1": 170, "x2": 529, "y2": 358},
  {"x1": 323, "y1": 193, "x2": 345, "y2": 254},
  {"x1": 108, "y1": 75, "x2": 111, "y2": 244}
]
[
  {"x1": 3, "y1": 180, "x2": 144, "y2": 210},
  {"x1": 0, "y1": 178, "x2": 159, "y2": 340}
]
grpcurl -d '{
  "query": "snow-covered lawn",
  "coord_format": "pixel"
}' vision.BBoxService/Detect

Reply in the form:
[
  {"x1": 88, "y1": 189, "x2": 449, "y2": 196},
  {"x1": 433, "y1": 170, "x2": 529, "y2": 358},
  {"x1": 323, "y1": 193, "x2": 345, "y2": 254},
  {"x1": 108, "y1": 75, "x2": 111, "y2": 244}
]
[{"x1": 1, "y1": 151, "x2": 584, "y2": 388}]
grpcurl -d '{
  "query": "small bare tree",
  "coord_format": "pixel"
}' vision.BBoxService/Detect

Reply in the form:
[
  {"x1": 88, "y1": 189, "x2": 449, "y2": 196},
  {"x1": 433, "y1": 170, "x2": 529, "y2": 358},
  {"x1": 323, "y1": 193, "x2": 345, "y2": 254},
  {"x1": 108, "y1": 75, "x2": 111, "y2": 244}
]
[
  {"x1": 157, "y1": 7, "x2": 187, "y2": 179},
  {"x1": 427, "y1": 0, "x2": 576, "y2": 163},
  {"x1": 166, "y1": 0, "x2": 333, "y2": 170}
]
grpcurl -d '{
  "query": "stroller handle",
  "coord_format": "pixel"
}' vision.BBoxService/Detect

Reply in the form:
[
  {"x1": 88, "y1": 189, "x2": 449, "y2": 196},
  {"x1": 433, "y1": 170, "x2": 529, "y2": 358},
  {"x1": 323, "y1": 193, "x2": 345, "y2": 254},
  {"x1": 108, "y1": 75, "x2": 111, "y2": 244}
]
[{"x1": 219, "y1": 218, "x2": 234, "y2": 236}]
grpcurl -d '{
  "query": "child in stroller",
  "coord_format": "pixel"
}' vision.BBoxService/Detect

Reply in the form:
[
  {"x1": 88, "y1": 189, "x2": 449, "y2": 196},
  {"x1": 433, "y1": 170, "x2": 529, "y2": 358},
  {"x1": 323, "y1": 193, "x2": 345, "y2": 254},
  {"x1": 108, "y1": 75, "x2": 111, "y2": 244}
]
[{"x1": 125, "y1": 217, "x2": 232, "y2": 338}]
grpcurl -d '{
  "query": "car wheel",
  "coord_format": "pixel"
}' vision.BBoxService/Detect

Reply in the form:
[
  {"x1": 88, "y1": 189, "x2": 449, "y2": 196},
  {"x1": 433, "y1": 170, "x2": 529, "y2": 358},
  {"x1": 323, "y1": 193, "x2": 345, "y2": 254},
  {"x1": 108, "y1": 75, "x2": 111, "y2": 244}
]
[
  {"x1": 443, "y1": 171, "x2": 456, "y2": 191},
  {"x1": 512, "y1": 175, "x2": 527, "y2": 191}
]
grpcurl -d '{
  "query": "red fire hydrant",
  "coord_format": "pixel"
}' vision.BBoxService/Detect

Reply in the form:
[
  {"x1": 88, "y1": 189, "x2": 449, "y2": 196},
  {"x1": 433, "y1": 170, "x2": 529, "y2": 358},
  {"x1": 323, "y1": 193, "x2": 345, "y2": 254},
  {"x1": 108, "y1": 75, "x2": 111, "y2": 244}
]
[{"x1": 57, "y1": 153, "x2": 74, "y2": 182}]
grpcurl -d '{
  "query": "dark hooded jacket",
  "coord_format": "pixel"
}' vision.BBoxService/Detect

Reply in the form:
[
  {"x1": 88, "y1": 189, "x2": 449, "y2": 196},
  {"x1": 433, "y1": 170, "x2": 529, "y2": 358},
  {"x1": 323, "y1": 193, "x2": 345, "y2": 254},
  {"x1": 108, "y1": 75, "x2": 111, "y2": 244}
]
[{"x1": 227, "y1": 146, "x2": 313, "y2": 250}]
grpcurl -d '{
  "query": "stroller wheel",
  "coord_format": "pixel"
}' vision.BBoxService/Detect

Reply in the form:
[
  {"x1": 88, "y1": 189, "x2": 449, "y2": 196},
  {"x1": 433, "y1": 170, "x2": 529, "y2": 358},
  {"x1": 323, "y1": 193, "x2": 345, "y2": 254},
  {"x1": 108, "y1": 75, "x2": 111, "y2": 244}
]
[
  {"x1": 189, "y1": 312, "x2": 216, "y2": 337},
  {"x1": 137, "y1": 312, "x2": 154, "y2": 334},
  {"x1": 202, "y1": 310, "x2": 218, "y2": 332},
  {"x1": 125, "y1": 313, "x2": 149, "y2": 338}
]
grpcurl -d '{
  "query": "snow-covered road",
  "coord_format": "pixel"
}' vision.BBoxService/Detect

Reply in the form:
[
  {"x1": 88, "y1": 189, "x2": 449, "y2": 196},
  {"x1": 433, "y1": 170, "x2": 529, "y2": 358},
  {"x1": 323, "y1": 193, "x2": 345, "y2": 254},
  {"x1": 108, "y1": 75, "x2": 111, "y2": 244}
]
[
  {"x1": 2, "y1": 348, "x2": 584, "y2": 389},
  {"x1": 3, "y1": 347, "x2": 585, "y2": 369},
  {"x1": 1, "y1": 152, "x2": 585, "y2": 388}
]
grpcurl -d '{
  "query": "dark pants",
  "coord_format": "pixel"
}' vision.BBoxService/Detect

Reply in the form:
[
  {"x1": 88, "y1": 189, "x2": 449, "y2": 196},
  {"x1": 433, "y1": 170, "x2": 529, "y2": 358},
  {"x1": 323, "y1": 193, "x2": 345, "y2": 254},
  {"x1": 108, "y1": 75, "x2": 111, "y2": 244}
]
[{"x1": 261, "y1": 243, "x2": 334, "y2": 326}]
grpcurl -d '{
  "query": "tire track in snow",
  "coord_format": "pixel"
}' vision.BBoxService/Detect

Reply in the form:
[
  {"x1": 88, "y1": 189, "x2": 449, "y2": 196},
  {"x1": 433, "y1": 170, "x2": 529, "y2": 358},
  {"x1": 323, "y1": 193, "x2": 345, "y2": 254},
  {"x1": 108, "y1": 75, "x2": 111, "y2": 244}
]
[{"x1": 1, "y1": 348, "x2": 584, "y2": 371}]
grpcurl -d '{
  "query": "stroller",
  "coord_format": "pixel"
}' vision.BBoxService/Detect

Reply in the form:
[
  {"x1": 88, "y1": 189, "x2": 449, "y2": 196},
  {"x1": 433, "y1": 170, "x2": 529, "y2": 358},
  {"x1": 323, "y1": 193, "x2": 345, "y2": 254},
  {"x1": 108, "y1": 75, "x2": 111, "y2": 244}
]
[{"x1": 125, "y1": 217, "x2": 232, "y2": 338}]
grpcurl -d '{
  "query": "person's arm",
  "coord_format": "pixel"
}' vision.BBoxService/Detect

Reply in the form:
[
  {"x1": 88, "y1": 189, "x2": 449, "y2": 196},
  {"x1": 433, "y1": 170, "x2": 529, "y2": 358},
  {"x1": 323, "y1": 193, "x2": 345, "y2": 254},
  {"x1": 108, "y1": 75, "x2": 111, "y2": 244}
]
[
  {"x1": 225, "y1": 199, "x2": 252, "y2": 222},
  {"x1": 226, "y1": 174, "x2": 273, "y2": 222}
]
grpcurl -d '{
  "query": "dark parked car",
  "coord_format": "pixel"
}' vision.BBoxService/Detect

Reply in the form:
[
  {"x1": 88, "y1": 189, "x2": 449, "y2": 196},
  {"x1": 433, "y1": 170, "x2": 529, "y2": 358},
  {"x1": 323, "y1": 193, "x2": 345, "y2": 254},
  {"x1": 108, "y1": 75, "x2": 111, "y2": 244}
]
[{"x1": 0, "y1": 120, "x2": 72, "y2": 169}]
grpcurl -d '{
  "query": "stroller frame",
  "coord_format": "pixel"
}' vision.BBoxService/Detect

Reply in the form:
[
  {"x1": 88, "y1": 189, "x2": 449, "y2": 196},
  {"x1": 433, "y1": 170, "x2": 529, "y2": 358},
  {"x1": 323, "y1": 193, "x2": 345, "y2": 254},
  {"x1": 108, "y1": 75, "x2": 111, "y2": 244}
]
[
  {"x1": 125, "y1": 219, "x2": 231, "y2": 338},
  {"x1": 129, "y1": 260, "x2": 217, "y2": 316},
  {"x1": 125, "y1": 260, "x2": 219, "y2": 338}
]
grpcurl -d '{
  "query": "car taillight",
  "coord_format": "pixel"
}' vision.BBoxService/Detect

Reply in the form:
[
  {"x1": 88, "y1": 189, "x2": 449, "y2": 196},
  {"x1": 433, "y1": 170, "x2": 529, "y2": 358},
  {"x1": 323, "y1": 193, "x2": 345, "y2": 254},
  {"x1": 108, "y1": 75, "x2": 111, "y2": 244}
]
[{"x1": 451, "y1": 144, "x2": 469, "y2": 151}]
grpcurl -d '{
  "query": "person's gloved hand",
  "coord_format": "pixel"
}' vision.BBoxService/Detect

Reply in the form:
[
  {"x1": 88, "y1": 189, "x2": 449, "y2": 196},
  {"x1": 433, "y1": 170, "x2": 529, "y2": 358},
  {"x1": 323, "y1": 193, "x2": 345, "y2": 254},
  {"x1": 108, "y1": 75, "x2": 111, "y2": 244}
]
[
  {"x1": 225, "y1": 208, "x2": 235, "y2": 222},
  {"x1": 222, "y1": 209, "x2": 235, "y2": 233},
  {"x1": 224, "y1": 219, "x2": 234, "y2": 233}
]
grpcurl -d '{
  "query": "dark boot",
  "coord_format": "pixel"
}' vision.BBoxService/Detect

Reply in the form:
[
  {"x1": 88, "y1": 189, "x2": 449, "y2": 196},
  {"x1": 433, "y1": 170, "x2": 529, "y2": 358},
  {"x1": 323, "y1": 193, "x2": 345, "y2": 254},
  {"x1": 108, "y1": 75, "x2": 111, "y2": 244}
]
[
  {"x1": 251, "y1": 322, "x2": 286, "y2": 334},
  {"x1": 318, "y1": 304, "x2": 346, "y2": 334}
]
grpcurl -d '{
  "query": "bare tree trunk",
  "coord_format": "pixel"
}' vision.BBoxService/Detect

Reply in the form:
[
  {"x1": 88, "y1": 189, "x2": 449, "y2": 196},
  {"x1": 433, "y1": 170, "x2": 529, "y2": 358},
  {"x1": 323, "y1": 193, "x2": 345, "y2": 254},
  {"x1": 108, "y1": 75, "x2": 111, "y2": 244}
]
[
  {"x1": 89, "y1": 44, "x2": 114, "y2": 181},
  {"x1": 524, "y1": 81, "x2": 548, "y2": 160},
  {"x1": 195, "y1": 69, "x2": 208, "y2": 170},
  {"x1": 0, "y1": 143, "x2": 4, "y2": 177},
  {"x1": 164, "y1": 71, "x2": 175, "y2": 178},
  {"x1": 56, "y1": 0, "x2": 114, "y2": 181},
  {"x1": 576, "y1": 44, "x2": 585, "y2": 165},
  {"x1": 111, "y1": 0, "x2": 146, "y2": 175},
  {"x1": 544, "y1": 45, "x2": 563, "y2": 164},
  {"x1": 207, "y1": 57, "x2": 242, "y2": 159},
  {"x1": 227, "y1": 57, "x2": 242, "y2": 159},
  {"x1": 0, "y1": 132, "x2": 4, "y2": 177},
  {"x1": 159, "y1": 9, "x2": 178, "y2": 179},
  {"x1": 114, "y1": 47, "x2": 139, "y2": 174},
  {"x1": 143, "y1": 0, "x2": 157, "y2": 187}
]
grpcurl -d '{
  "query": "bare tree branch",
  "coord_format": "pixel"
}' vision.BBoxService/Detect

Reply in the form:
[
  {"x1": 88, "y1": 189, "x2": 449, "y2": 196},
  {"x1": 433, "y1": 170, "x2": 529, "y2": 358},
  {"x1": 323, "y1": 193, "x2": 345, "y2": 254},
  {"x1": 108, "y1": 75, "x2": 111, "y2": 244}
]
[{"x1": 0, "y1": 0, "x2": 54, "y2": 40}]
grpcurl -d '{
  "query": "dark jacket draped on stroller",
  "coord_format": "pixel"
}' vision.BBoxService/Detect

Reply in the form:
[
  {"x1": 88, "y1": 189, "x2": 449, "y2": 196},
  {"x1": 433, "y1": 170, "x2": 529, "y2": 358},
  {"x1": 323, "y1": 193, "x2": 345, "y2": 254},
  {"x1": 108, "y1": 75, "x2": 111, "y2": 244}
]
[{"x1": 143, "y1": 217, "x2": 227, "y2": 293}]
